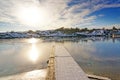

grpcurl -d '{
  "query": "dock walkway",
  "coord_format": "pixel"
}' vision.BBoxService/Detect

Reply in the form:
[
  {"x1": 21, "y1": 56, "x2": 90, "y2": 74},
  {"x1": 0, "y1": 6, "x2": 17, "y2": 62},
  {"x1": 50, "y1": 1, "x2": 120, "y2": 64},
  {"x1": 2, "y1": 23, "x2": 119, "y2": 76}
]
[
  {"x1": 55, "y1": 45, "x2": 89, "y2": 80},
  {"x1": 46, "y1": 45, "x2": 111, "y2": 80}
]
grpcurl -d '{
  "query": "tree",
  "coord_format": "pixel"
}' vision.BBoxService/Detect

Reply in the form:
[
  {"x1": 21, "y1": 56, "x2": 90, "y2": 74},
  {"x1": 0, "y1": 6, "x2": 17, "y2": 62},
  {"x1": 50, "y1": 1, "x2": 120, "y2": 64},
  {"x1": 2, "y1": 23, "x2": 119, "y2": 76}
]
[
  {"x1": 28, "y1": 30, "x2": 34, "y2": 33},
  {"x1": 56, "y1": 27, "x2": 64, "y2": 31},
  {"x1": 112, "y1": 26, "x2": 117, "y2": 30},
  {"x1": 80, "y1": 28, "x2": 88, "y2": 32},
  {"x1": 75, "y1": 27, "x2": 80, "y2": 32}
]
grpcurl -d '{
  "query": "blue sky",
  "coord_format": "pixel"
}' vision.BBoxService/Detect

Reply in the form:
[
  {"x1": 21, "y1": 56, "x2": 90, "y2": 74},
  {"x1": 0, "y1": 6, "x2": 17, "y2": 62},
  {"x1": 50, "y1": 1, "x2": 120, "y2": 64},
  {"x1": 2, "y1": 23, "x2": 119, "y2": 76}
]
[
  {"x1": 90, "y1": 7, "x2": 120, "y2": 27},
  {"x1": 0, "y1": 0, "x2": 120, "y2": 32}
]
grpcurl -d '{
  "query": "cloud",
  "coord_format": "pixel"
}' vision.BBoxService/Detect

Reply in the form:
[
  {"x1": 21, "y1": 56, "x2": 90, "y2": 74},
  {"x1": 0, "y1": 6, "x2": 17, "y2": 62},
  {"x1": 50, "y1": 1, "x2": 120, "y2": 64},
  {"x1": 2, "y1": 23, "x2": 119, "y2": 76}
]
[{"x1": 0, "y1": 0, "x2": 120, "y2": 30}]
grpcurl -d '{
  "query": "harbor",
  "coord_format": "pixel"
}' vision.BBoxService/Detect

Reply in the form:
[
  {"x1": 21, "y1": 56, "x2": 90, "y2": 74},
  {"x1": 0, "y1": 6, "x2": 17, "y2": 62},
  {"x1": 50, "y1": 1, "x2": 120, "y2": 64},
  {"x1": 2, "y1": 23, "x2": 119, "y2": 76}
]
[
  {"x1": 0, "y1": 0, "x2": 120, "y2": 80},
  {"x1": 0, "y1": 38, "x2": 119, "y2": 80}
]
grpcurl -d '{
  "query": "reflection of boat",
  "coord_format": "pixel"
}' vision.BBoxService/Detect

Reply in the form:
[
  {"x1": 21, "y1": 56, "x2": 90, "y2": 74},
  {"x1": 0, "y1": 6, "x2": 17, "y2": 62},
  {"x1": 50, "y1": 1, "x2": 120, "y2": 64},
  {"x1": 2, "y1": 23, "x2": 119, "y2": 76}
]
[
  {"x1": 112, "y1": 33, "x2": 120, "y2": 38},
  {"x1": 111, "y1": 30, "x2": 120, "y2": 38}
]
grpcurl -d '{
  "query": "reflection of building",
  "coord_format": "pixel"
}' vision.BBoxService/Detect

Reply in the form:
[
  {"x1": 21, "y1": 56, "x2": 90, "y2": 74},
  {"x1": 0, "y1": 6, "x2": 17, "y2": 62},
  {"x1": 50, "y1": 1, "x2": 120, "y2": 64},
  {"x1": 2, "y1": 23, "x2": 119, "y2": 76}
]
[{"x1": 112, "y1": 32, "x2": 120, "y2": 38}]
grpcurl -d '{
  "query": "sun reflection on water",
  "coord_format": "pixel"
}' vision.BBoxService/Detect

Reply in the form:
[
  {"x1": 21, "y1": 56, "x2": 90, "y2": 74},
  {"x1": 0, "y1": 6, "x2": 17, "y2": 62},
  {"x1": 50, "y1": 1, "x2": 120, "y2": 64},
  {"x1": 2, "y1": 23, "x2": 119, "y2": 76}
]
[
  {"x1": 28, "y1": 38, "x2": 38, "y2": 44},
  {"x1": 29, "y1": 44, "x2": 39, "y2": 62},
  {"x1": 24, "y1": 69, "x2": 47, "y2": 79},
  {"x1": 28, "y1": 38, "x2": 40, "y2": 63}
]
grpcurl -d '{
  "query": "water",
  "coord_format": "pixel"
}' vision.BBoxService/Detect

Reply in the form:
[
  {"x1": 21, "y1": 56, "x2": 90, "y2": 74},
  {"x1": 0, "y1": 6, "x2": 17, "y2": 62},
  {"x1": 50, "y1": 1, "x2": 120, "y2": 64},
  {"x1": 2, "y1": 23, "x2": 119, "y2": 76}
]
[
  {"x1": 0, "y1": 37, "x2": 120, "y2": 80},
  {"x1": 63, "y1": 37, "x2": 120, "y2": 80},
  {"x1": 0, "y1": 38, "x2": 53, "y2": 80}
]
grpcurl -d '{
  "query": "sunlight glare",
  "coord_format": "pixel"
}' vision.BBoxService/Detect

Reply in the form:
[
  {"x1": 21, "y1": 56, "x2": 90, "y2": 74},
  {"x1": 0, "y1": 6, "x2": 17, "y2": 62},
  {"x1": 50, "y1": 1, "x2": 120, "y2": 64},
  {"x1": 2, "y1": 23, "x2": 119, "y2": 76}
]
[
  {"x1": 16, "y1": 6, "x2": 49, "y2": 26},
  {"x1": 24, "y1": 69, "x2": 47, "y2": 79},
  {"x1": 28, "y1": 38, "x2": 38, "y2": 44},
  {"x1": 28, "y1": 44, "x2": 39, "y2": 62}
]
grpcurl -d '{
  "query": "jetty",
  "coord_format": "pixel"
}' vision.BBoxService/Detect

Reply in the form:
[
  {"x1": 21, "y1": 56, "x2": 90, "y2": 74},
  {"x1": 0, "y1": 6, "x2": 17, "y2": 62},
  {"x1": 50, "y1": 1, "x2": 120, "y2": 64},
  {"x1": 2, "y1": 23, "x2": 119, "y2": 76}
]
[
  {"x1": 46, "y1": 45, "x2": 111, "y2": 80},
  {"x1": 46, "y1": 45, "x2": 89, "y2": 80}
]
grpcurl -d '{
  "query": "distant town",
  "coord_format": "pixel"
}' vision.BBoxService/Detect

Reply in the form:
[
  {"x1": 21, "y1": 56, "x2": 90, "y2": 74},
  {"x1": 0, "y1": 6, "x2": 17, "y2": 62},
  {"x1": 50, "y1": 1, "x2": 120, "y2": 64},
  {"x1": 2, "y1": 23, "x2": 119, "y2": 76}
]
[{"x1": 0, "y1": 27, "x2": 120, "y2": 39}]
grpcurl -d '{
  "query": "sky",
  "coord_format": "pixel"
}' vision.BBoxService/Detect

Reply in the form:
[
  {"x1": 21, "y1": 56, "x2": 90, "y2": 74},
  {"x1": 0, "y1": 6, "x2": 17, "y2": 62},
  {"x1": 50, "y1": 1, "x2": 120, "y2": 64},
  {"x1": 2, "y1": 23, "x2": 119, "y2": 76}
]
[{"x1": 0, "y1": 0, "x2": 120, "y2": 32}]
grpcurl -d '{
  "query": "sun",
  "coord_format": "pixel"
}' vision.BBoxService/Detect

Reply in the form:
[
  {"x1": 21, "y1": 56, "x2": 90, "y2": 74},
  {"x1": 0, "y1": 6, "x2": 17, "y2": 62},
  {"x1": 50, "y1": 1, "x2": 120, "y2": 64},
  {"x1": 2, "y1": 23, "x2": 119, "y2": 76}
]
[{"x1": 16, "y1": 6, "x2": 49, "y2": 26}]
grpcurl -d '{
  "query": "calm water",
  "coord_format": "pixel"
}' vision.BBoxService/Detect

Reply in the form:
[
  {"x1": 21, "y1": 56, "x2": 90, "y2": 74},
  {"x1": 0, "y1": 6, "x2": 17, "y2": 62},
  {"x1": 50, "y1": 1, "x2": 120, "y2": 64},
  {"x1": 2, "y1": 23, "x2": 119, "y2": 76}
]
[
  {"x1": 0, "y1": 37, "x2": 120, "y2": 80},
  {"x1": 0, "y1": 38, "x2": 53, "y2": 80}
]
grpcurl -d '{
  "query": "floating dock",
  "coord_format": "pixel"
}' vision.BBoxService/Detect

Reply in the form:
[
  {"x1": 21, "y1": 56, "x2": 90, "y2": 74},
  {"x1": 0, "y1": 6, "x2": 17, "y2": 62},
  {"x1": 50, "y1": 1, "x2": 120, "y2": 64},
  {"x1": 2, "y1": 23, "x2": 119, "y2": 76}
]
[
  {"x1": 46, "y1": 45, "x2": 110, "y2": 80},
  {"x1": 55, "y1": 46, "x2": 89, "y2": 80},
  {"x1": 55, "y1": 45, "x2": 89, "y2": 80},
  {"x1": 46, "y1": 45, "x2": 89, "y2": 80}
]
